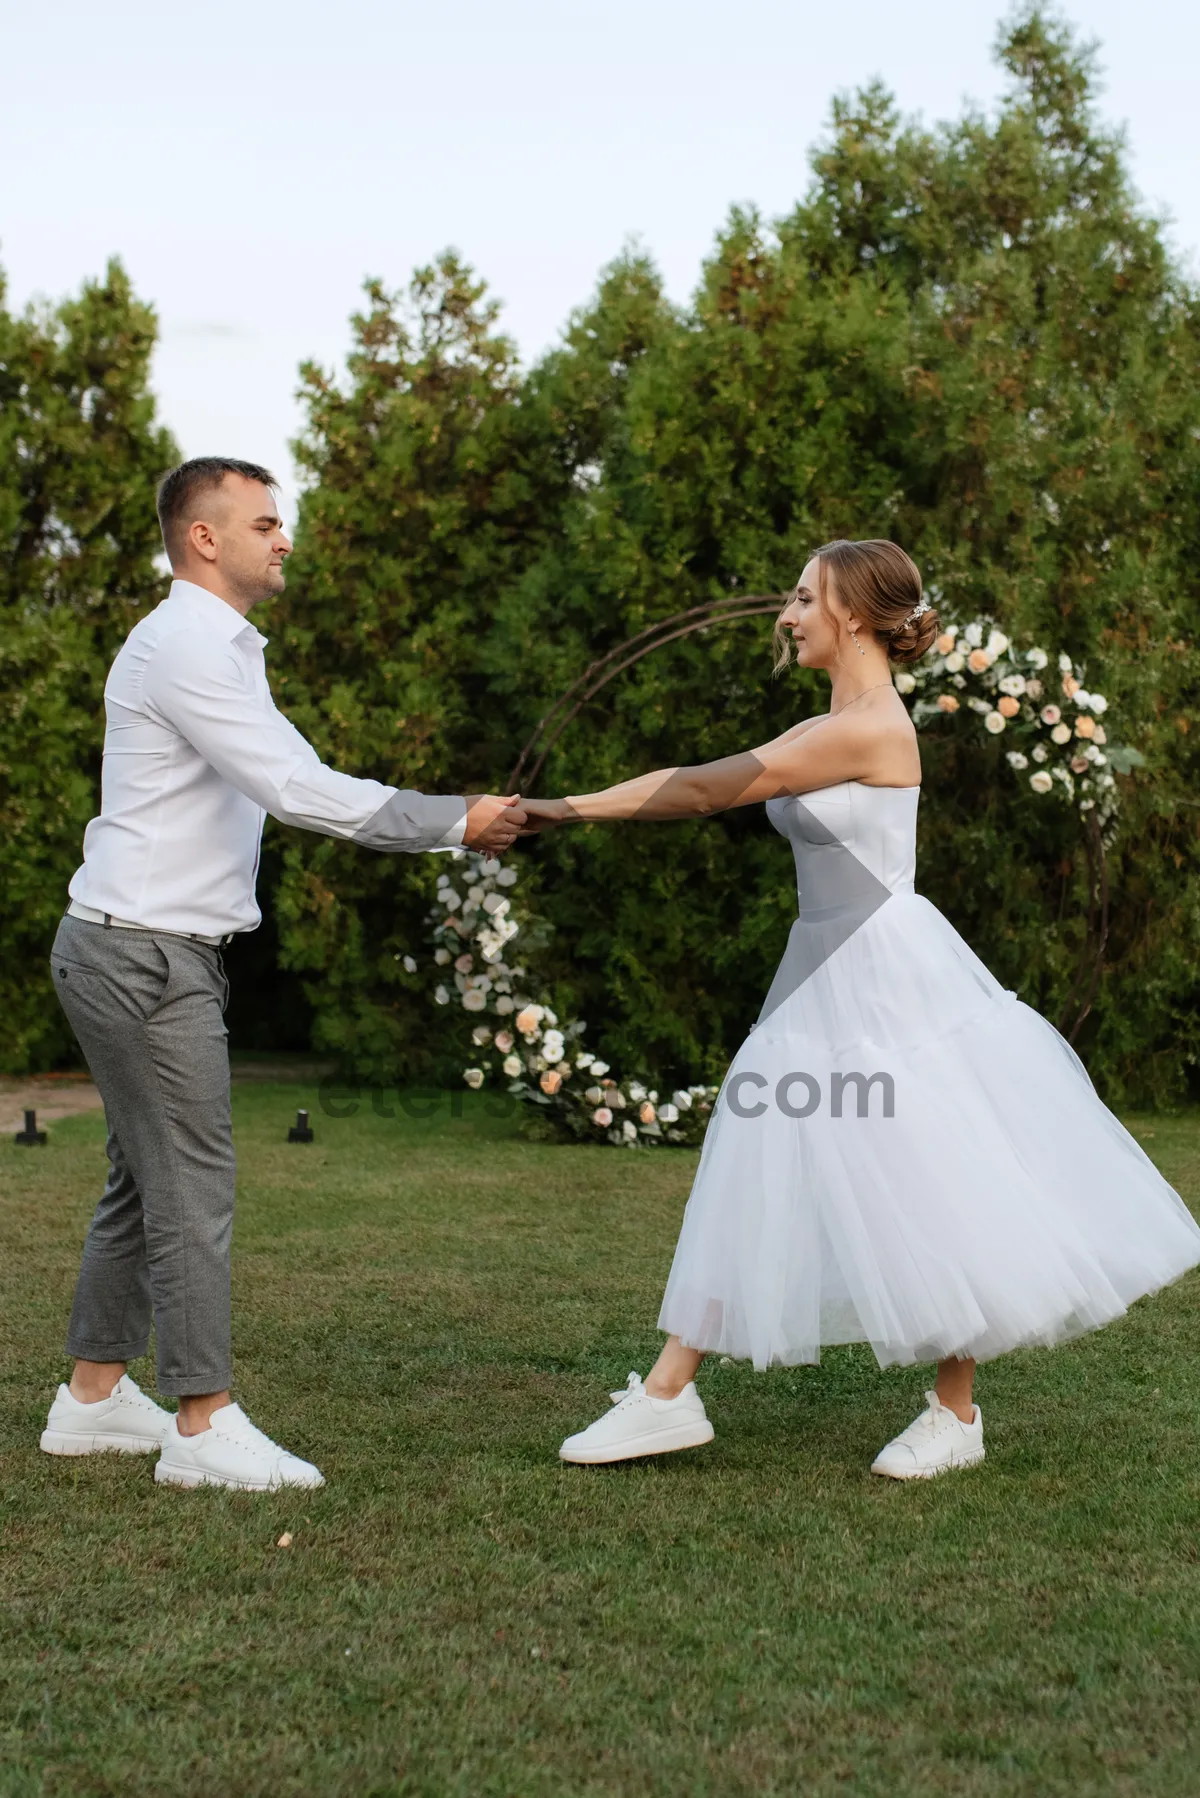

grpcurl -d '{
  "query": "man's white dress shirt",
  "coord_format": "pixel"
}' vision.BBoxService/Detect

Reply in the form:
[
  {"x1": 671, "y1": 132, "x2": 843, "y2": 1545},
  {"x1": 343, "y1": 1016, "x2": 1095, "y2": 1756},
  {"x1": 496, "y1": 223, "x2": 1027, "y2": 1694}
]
[{"x1": 69, "y1": 580, "x2": 467, "y2": 937}]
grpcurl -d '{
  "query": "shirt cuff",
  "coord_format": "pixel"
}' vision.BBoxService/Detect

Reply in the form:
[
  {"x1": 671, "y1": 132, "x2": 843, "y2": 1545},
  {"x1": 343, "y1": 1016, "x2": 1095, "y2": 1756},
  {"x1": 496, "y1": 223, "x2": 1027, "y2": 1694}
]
[{"x1": 429, "y1": 810, "x2": 469, "y2": 853}]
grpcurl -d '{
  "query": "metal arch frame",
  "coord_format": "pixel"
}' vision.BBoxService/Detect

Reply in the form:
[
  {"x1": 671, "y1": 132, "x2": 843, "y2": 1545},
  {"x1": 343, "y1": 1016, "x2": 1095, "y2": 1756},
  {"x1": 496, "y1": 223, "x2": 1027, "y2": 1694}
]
[{"x1": 505, "y1": 593, "x2": 787, "y2": 796}]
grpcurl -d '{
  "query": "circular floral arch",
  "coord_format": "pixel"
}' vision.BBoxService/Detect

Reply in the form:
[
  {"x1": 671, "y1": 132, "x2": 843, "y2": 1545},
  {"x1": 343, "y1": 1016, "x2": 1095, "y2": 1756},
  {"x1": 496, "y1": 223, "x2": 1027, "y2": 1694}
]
[{"x1": 409, "y1": 607, "x2": 1140, "y2": 1148}]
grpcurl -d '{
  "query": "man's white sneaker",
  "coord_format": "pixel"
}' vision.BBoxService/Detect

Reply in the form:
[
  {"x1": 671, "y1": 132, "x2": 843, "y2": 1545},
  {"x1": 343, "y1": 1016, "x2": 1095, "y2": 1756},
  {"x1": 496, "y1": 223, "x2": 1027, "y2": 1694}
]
[
  {"x1": 559, "y1": 1371, "x2": 715, "y2": 1466},
  {"x1": 870, "y1": 1390, "x2": 985, "y2": 1481},
  {"x1": 154, "y1": 1403, "x2": 325, "y2": 1492},
  {"x1": 40, "y1": 1374, "x2": 171, "y2": 1457}
]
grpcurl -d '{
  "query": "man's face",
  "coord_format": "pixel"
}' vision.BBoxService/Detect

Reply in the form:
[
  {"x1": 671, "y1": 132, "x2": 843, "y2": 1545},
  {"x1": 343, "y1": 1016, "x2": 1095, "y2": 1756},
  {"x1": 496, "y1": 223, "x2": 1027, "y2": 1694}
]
[{"x1": 195, "y1": 476, "x2": 292, "y2": 605}]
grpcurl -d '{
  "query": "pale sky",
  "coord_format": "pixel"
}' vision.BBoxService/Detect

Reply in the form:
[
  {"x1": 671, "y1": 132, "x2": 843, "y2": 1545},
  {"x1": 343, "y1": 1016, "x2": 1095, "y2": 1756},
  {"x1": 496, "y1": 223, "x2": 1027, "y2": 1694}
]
[{"x1": 4, "y1": 1, "x2": 1198, "y2": 523}]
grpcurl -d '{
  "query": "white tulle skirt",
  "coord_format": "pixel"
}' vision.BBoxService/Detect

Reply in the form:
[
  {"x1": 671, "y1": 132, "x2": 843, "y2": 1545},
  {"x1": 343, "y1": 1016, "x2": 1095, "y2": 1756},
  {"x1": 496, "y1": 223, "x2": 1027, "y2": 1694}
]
[{"x1": 658, "y1": 892, "x2": 1200, "y2": 1370}]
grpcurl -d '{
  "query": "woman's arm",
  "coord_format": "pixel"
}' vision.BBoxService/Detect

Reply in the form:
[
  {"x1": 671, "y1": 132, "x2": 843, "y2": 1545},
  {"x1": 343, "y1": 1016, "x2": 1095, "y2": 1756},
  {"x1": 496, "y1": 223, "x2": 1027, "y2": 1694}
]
[{"x1": 540, "y1": 709, "x2": 892, "y2": 825}]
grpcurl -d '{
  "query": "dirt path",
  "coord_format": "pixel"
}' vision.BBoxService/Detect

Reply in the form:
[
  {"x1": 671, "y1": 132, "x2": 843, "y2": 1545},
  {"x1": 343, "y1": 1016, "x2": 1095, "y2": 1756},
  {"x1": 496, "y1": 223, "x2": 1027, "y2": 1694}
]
[{"x1": 1, "y1": 1058, "x2": 337, "y2": 1134}]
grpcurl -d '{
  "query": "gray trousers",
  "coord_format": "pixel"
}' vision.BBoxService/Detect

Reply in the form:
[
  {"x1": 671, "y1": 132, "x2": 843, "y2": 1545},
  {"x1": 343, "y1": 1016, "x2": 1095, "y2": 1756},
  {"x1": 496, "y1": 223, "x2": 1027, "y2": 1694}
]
[{"x1": 50, "y1": 914, "x2": 235, "y2": 1397}]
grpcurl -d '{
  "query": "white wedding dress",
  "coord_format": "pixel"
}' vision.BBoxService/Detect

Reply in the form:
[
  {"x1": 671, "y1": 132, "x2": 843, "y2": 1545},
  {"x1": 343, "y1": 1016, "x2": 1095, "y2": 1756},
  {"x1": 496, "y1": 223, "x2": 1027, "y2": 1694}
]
[{"x1": 658, "y1": 780, "x2": 1200, "y2": 1370}]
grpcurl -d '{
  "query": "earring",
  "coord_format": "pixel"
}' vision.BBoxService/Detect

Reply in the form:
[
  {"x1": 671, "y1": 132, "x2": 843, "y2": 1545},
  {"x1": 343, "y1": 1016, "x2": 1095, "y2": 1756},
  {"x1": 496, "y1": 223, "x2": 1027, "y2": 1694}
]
[{"x1": 850, "y1": 629, "x2": 865, "y2": 656}]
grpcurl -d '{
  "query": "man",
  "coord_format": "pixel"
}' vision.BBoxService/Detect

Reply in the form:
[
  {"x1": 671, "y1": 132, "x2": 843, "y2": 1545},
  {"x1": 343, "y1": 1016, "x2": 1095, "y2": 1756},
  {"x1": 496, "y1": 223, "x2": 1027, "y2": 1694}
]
[{"x1": 39, "y1": 457, "x2": 525, "y2": 1491}]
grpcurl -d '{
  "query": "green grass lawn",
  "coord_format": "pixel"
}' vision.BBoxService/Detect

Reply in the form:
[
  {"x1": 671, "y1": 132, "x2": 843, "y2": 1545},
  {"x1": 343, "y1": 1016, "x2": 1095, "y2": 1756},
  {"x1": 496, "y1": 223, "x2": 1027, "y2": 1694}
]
[{"x1": 3, "y1": 1088, "x2": 1200, "y2": 1797}]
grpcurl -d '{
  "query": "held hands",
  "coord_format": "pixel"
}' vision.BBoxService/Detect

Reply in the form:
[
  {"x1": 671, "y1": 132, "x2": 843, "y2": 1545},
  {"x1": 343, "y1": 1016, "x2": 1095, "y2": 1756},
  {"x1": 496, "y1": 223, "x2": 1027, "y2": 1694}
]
[{"x1": 463, "y1": 794, "x2": 529, "y2": 854}]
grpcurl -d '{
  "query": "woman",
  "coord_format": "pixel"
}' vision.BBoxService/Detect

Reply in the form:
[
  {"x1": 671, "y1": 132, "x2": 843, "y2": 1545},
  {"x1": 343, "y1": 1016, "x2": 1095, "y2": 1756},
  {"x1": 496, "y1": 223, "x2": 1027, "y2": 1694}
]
[{"x1": 521, "y1": 540, "x2": 1200, "y2": 1479}]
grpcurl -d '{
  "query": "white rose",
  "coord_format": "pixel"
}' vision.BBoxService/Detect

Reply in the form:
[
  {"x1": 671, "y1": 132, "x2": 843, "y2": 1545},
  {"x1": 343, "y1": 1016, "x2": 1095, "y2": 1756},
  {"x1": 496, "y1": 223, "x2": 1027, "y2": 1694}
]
[
  {"x1": 964, "y1": 622, "x2": 984, "y2": 648},
  {"x1": 986, "y1": 631, "x2": 1009, "y2": 655},
  {"x1": 628, "y1": 1081, "x2": 647, "y2": 1103},
  {"x1": 502, "y1": 1054, "x2": 523, "y2": 1078},
  {"x1": 482, "y1": 892, "x2": 509, "y2": 914},
  {"x1": 1089, "y1": 693, "x2": 1108, "y2": 714},
  {"x1": 434, "y1": 948, "x2": 451, "y2": 966},
  {"x1": 1031, "y1": 744, "x2": 1048, "y2": 763},
  {"x1": 1058, "y1": 653, "x2": 1073, "y2": 672},
  {"x1": 542, "y1": 1038, "x2": 565, "y2": 1064},
  {"x1": 480, "y1": 857, "x2": 501, "y2": 876},
  {"x1": 1026, "y1": 647, "x2": 1049, "y2": 670},
  {"x1": 467, "y1": 885, "x2": 485, "y2": 903},
  {"x1": 463, "y1": 1068, "x2": 484, "y2": 1089},
  {"x1": 1051, "y1": 723, "x2": 1071, "y2": 745},
  {"x1": 585, "y1": 1085, "x2": 604, "y2": 1105},
  {"x1": 402, "y1": 954, "x2": 418, "y2": 972},
  {"x1": 944, "y1": 651, "x2": 965, "y2": 673},
  {"x1": 494, "y1": 995, "x2": 515, "y2": 1015},
  {"x1": 436, "y1": 872, "x2": 451, "y2": 888},
  {"x1": 1030, "y1": 770, "x2": 1054, "y2": 794},
  {"x1": 658, "y1": 1103, "x2": 679, "y2": 1123},
  {"x1": 1005, "y1": 751, "x2": 1028, "y2": 769},
  {"x1": 496, "y1": 867, "x2": 518, "y2": 887},
  {"x1": 441, "y1": 889, "x2": 461, "y2": 911},
  {"x1": 434, "y1": 985, "x2": 449, "y2": 1005},
  {"x1": 984, "y1": 711, "x2": 1006, "y2": 733},
  {"x1": 672, "y1": 1089, "x2": 693, "y2": 1110},
  {"x1": 575, "y1": 1054, "x2": 594, "y2": 1070},
  {"x1": 894, "y1": 671, "x2": 916, "y2": 694},
  {"x1": 471, "y1": 1025, "x2": 491, "y2": 1045},
  {"x1": 622, "y1": 1120, "x2": 638, "y2": 1143},
  {"x1": 998, "y1": 674, "x2": 1026, "y2": 697},
  {"x1": 590, "y1": 1061, "x2": 610, "y2": 1077},
  {"x1": 462, "y1": 988, "x2": 487, "y2": 1012}
]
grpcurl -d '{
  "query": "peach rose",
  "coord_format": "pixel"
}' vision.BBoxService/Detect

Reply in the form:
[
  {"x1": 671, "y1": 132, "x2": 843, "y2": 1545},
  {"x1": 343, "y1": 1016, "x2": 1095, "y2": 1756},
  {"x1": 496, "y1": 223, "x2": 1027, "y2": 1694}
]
[
  {"x1": 997, "y1": 695, "x2": 1020, "y2": 718},
  {"x1": 967, "y1": 648, "x2": 992, "y2": 673},
  {"x1": 1074, "y1": 715, "x2": 1096, "y2": 738},
  {"x1": 514, "y1": 1006, "x2": 540, "y2": 1036},
  {"x1": 540, "y1": 1070, "x2": 563, "y2": 1095},
  {"x1": 935, "y1": 632, "x2": 957, "y2": 655},
  {"x1": 1093, "y1": 724, "x2": 1107, "y2": 745},
  {"x1": 592, "y1": 1106, "x2": 613, "y2": 1127},
  {"x1": 1070, "y1": 754, "x2": 1090, "y2": 774},
  {"x1": 937, "y1": 693, "x2": 960, "y2": 713},
  {"x1": 638, "y1": 1101, "x2": 656, "y2": 1124},
  {"x1": 1062, "y1": 674, "x2": 1080, "y2": 697},
  {"x1": 494, "y1": 1030, "x2": 515, "y2": 1052}
]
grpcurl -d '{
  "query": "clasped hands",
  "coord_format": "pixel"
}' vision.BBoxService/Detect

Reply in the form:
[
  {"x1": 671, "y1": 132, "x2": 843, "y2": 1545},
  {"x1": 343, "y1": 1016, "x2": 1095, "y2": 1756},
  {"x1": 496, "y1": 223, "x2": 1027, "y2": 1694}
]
[{"x1": 462, "y1": 793, "x2": 575, "y2": 855}]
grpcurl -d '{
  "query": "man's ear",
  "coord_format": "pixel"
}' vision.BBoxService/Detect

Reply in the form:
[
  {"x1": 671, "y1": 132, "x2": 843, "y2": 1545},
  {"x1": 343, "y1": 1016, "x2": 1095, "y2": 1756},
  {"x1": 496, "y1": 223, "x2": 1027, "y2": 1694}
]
[{"x1": 186, "y1": 518, "x2": 219, "y2": 564}]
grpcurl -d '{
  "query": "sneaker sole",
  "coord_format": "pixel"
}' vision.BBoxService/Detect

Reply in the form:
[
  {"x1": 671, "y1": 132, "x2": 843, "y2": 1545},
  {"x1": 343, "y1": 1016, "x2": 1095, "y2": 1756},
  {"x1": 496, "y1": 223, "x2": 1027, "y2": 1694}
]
[
  {"x1": 40, "y1": 1429, "x2": 164, "y2": 1457},
  {"x1": 559, "y1": 1419, "x2": 715, "y2": 1465},
  {"x1": 154, "y1": 1462, "x2": 325, "y2": 1493},
  {"x1": 870, "y1": 1446, "x2": 986, "y2": 1481}
]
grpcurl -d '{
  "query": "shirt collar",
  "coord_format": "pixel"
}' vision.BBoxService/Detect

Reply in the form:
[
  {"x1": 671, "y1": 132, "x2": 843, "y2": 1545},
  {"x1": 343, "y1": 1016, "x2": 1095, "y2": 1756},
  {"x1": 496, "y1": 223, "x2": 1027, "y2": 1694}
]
[{"x1": 167, "y1": 580, "x2": 269, "y2": 647}]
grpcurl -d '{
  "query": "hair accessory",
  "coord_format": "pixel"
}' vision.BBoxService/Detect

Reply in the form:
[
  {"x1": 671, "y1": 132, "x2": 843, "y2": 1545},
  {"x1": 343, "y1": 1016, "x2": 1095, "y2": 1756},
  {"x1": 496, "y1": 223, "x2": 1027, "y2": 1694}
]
[{"x1": 897, "y1": 596, "x2": 931, "y2": 630}]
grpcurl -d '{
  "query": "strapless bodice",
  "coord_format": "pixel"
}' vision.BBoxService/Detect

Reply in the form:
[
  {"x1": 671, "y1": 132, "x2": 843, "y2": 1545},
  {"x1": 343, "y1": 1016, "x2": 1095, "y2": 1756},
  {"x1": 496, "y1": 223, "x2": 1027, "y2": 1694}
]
[{"x1": 765, "y1": 781, "x2": 919, "y2": 916}]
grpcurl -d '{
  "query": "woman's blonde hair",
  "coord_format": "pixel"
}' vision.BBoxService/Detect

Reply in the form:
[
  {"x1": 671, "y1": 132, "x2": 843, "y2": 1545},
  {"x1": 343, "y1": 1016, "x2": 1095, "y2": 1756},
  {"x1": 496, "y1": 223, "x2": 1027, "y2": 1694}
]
[{"x1": 773, "y1": 538, "x2": 938, "y2": 674}]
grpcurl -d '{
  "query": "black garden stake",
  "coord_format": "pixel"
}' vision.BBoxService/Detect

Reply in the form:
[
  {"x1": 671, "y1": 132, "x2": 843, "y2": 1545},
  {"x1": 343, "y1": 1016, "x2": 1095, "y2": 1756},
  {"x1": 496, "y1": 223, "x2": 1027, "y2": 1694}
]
[
  {"x1": 15, "y1": 1109, "x2": 47, "y2": 1147},
  {"x1": 287, "y1": 1108, "x2": 314, "y2": 1144}
]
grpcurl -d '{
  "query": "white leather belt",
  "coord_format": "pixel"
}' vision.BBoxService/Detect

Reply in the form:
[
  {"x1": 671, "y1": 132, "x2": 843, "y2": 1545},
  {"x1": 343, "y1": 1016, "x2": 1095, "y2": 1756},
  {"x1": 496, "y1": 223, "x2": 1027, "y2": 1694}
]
[{"x1": 66, "y1": 898, "x2": 232, "y2": 947}]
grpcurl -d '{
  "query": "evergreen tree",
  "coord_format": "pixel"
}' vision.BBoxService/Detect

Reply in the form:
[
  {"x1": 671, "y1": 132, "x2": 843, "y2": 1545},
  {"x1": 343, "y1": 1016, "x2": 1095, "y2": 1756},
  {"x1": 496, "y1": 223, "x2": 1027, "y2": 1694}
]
[
  {"x1": 271, "y1": 7, "x2": 1200, "y2": 1105},
  {"x1": 0, "y1": 261, "x2": 176, "y2": 1072}
]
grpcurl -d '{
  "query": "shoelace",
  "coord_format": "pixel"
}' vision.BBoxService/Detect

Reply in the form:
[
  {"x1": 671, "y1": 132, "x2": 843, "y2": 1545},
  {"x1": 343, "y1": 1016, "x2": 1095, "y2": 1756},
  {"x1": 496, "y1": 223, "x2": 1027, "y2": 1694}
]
[
  {"x1": 609, "y1": 1371, "x2": 646, "y2": 1406},
  {"x1": 895, "y1": 1390, "x2": 954, "y2": 1443}
]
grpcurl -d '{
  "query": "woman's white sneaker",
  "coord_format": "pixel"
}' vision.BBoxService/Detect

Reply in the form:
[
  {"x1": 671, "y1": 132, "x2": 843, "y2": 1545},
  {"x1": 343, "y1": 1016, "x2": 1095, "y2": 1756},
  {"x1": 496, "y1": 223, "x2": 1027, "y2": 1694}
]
[
  {"x1": 871, "y1": 1390, "x2": 985, "y2": 1480},
  {"x1": 559, "y1": 1371, "x2": 715, "y2": 1465},
  {"x1": 154, "y1": 1403, "x2": 325, "y2": 1492},
  {"x1": 40, "y1": 1374, "x2": 171, "y2": 1457}
]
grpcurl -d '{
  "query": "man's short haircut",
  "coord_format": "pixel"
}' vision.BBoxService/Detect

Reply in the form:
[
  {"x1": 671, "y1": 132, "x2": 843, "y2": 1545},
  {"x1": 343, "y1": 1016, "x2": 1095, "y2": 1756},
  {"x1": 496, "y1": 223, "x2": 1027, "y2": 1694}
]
[{"x1": 156, "y1": 457, "x2": 278, "y2": 563}]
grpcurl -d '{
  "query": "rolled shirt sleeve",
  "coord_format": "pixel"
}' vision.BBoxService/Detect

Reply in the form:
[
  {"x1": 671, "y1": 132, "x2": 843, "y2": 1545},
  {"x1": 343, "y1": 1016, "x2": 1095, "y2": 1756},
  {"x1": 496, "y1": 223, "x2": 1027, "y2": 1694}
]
[{"x1": 142, "y1": 626, "x2": 469, "y2": 854}]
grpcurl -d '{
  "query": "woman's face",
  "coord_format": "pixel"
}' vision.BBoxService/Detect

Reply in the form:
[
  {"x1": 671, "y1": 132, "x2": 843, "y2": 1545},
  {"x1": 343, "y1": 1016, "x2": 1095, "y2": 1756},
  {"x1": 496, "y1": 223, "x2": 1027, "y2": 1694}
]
[{"x1": 778, "y1": 556, "x2": 848, "y2": 669}]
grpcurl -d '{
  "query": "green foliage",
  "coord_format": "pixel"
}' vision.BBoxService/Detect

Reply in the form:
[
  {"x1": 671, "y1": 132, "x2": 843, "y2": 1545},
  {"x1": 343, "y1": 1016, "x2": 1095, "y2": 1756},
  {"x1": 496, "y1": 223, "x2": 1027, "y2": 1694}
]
[
  {"x1": 271, "y1": 8, "x2": 1200, "y2": 1108},
  {"x1": 0, "y1": 262, "x2": 176, "y2": 1072}
]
